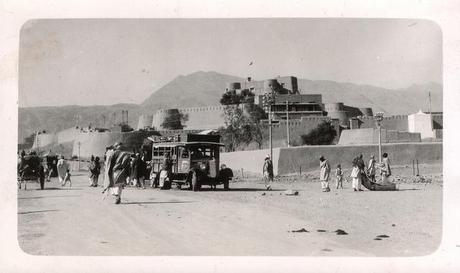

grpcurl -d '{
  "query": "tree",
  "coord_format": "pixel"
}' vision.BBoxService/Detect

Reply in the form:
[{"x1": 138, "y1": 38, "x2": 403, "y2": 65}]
[
  {"x1": 218, "y1": 91, "x2": 267, "y2": 151},
  {"x1": 301, "y1": 121, "x2": 337, "y2": 145},
  {"x1": 161, "y1": 112, "x2": 189, "y2": 130}
]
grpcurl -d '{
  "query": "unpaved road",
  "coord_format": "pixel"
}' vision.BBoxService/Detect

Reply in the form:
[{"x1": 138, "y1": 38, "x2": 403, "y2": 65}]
[{"x1": 18, "y1": 167, "x2": 442, "y2": 256}]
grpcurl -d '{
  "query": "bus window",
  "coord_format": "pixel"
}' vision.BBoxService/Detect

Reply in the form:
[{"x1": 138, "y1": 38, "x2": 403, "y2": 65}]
[{"x1": 180, "y1": 147, "x2": 189, "y2": 158}]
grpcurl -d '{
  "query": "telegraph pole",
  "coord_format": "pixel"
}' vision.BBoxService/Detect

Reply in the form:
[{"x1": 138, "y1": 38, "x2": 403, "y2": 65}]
[
  {"x1": 374, "y1": 112, "x2": 384, "y2": 163},
  {"x1": 286, "y1": 100, "x2": 290, "y2": 147},
  {"x1": 77, "y1": 141, "x2": 81, "y2": 170},
  {"x1": 269, "y1": 105, "x2": 273, "y2": 160},
  {"x1": 428, "y1": 91, "x2": 432, "y2": 114},
  {"x1": 263, "y1": 92, "x2": 275, "y2": 160}
]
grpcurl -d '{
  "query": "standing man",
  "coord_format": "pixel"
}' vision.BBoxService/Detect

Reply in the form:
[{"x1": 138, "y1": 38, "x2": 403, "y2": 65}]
[
  {"x1": 263, "y1": 154, "x2": 274, "y2": 190},
  {"x1": 219, "y1": 164, "x2": 233, "y2": 191},
  {"x1": 57, "y1": 155, "x2": 69, "y2": 186},
  {"x1": 367, "y1": 155, "x2": 376, "y2": 183},
  {"x1": 319, "y1": 156, "x2": 331, "y2": 192},
  {"x1": 379, "y1": 153, "x2": 392, "y2": 184},
  {"x1": 92, "y1": 157, "x2": 101, "y2": 187},
  {"x1": 88, "y1": 155, "x2": 95, "y2": 186},
  {"x1": 353, "y1": 154, "x2": 365, "y2": 191},
  {"x1": 102, "y1": 143, "x2": 131, "y2": 204},
  {"x1": 130, "y1": 154, "x2": 139, "y2": 187},
  {"x1": 133, "y1": 153, "x2": 146, "y2": 189},
  {"x1": 160, "y1": 152, "x2": 172, "y2": 189}
]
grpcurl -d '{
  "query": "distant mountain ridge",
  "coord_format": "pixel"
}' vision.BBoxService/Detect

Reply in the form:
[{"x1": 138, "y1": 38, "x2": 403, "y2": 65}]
[{"x1": 18, "y1": 71, "x2": 442, "y2": 142}]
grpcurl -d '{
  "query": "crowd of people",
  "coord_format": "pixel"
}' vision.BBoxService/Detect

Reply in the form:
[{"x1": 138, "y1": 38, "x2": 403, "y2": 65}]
[
  {"x1": 262, "y1": 152, "x2": 392, "y2": 193},
  {"x1": 318, "y1": 153, "x2": 392, "y2": 192},
  {"x1": 19, "y1": 143, "x2": 393, "y2": 203}
]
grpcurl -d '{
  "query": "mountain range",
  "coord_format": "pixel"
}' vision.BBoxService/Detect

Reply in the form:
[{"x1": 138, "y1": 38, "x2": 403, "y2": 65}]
[{"x1": 18, "y1": 71, "x2": 442, "y2": 143}]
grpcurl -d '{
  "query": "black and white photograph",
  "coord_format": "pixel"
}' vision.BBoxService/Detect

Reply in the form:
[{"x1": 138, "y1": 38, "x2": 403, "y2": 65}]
[
  {"x1": 16, "y1": 18, "x2": 443, "y2": 256},
  {"x1": 2, "y1": 1, "x2": 460, "y2": 272}
]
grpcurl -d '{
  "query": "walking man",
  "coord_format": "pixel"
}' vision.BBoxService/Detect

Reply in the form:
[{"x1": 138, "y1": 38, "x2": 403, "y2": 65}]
[
  {"x1": 102, "y1": 142, "x2": 131, "y2": 204},
  {"x1": 263, "y1": 154, "x2": 274, "y2": 190},
  {"x1": 319, "y1": 156, "x2": 331, "y2": 192}
]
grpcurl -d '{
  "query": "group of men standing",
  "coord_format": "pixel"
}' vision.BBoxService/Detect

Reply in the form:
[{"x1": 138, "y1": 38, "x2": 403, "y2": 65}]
[{"x1": 319, "y1": 153, "x2": 392, "y2": 192}]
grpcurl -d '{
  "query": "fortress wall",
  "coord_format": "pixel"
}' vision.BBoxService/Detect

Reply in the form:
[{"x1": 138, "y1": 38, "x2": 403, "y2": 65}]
[
  {"x1": 151, "y1": 106, "x2": 226, "y2": 130},
  {"x1": 359, "y1": 115, "x2": 409, "y2": 131},
  {"x1": 339, "y1": 128, "x2": 421, "y2": 145},
  {"x1": 32, "y1": 133, "x2": 57, "y2": 149},
  {"x1": 137, "y1": 114, "x2": 154, "y2": 130},
  {"x1": 57, "y1": 127, "x2": 80, "y2": 144},
  {"x1": 179, "y1": 106, "x2": 226, "y2": 130},
  {"x1": 72, "y1": 131, "x2": 157, "y2": 159},
  {"x1": 277, "y1": 142, "x2": 442, "y2": 175},
  {"x1": 260, "y1": 116, "x2": 339, "y2": 148}
]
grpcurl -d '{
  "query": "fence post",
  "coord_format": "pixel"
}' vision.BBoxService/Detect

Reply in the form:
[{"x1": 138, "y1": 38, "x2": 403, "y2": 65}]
[
  {"x1": 241, "y1": 168, "x2": 244, "y2": 179},
  {"x1": 412, "y1": 160, "x2": 415, "y2": 176},
  {"x1": 416, "y1": 159, "x2": 419, "y2": 176},
  {"x1": 299, "y1": 166, "x2": 302, "y2": 175}
]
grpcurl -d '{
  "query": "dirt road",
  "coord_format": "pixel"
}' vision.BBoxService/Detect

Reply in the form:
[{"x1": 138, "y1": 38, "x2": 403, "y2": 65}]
[{"x1": 18, "y1": 166, "x2": 442, "y2": 256}]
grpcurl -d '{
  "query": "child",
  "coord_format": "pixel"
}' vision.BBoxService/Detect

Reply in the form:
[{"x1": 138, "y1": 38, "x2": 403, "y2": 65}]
[
  {"x1": 62, "y1": 169, "x2": 72, "y2": 187},
  {"x1": 335, "y1": 164, "x2": 343, "y2": 189},
  {"x1": 350, "y1": 163, "x2": 360, "y2": 192}
]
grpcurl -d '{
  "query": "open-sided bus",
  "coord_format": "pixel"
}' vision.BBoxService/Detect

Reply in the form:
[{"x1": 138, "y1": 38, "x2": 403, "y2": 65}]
[{"x1": 148, "y1": 134, "x2": 226, "y2": 191}]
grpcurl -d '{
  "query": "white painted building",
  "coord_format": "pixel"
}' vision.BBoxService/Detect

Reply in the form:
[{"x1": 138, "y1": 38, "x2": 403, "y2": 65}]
[{"x1": 408, "y1": 110, "x2": 434, "y2": 139}]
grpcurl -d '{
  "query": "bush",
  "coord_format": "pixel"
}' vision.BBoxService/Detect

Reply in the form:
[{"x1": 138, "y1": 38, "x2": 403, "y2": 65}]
[{"x1": 301, "y1": 121, "x2": 337, "y2": 145}]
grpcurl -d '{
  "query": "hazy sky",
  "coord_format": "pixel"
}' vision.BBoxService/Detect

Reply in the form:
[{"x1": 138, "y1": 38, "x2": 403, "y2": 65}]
[{"x1": 19, "y1": 18, "x2": 442, "y2": 107}]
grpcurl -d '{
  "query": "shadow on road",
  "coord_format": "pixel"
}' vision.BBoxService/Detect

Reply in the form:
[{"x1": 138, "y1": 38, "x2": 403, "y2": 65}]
[
  {"x1": 18, "y1": 209, "x2": 58, "y2": 215},
  {"x1": 122, "y1": 201, "x2": 196, "y2": 205},
  {"x1": 396, "y1": 188, "x2": 421, "y2": 191},
  {"x1": 36, "y1": 187, "x2": 82, "y2": 191},
  {"x1": 18, "y1": 195, "x2": 80, "y2": 200},
  {"x1": 198, "y1": 188, "x2": 285, "y2": 192}
]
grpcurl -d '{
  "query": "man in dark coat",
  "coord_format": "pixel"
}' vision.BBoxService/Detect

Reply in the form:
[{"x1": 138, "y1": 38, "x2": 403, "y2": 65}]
[
  {"x1": 102, "y1": 142, "x2": 131, "y2": 204},
  {"x1": 263, "y1": 154, "x2": 274, "y2": 190},
  {"x1": 219, "y1": 164, "x2": 233, "y2": 191}
]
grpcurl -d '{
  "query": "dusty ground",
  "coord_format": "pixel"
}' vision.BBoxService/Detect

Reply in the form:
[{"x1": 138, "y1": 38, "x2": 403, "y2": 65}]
[{"x1": 18, "y1": 163, "x2": 442, "y2": 256}]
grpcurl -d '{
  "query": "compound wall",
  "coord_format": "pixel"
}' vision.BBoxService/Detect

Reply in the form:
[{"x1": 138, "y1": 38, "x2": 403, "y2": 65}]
[
  {"x1": 276, "y1": 142, "x2": 442, "y2": 175},
  {"x1": 220, "y1": 148, "x2": 281, "y2": 176},
  {"x1": 221, "y1": 143, "x2": 441, "y2": 176}
]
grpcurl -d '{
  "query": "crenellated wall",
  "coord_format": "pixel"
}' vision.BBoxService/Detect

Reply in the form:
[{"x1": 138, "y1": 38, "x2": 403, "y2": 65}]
[
  {"x1": 338, "y1": 128, "x2": 421, "y2": 145},
  {"x1": 72, "y1": 130, "x2": 158, "y2": 159},
  {"x1": 359, "y1": 115, "x2": 409, "y2": 131},
  {"x1": 151, "y1": 106, "x2": 226, "y2": 130},
  {"x1": 57, "y1": 127, "x2": 80, "y2": 144},
  {"x1": 32, "y1": 133, "x2": 57, "y2": 149},
  {"x1": 137, "y1": 114, "x2": 154, "y2": 130},
  {"x1": 260, "y1": 116, "x2": 340, "y2": 148}
]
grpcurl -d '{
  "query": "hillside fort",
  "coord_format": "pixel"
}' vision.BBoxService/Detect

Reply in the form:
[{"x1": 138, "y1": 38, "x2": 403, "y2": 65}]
[{"x1": 30, "y1": 75, "x2": 442, "y2": 159}]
